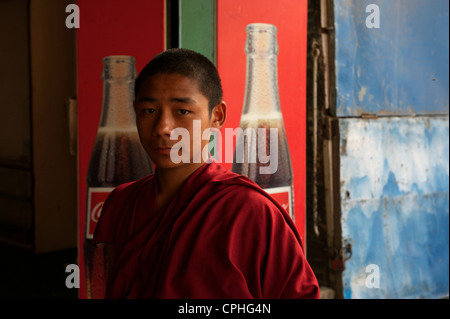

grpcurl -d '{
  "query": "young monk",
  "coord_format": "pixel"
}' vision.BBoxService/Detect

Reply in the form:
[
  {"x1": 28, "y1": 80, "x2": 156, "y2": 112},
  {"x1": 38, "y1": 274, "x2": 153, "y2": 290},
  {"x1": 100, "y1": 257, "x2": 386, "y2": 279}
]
[{"x1": 93, "y1": 48, "x2": 320, "y2": 299}]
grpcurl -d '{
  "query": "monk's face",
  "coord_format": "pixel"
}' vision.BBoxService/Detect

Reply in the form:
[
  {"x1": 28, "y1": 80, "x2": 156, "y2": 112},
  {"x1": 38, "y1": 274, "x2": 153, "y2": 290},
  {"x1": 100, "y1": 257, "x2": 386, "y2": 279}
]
[{"x1": 134, "y1": 73, "x2": 225, "y2": 169}]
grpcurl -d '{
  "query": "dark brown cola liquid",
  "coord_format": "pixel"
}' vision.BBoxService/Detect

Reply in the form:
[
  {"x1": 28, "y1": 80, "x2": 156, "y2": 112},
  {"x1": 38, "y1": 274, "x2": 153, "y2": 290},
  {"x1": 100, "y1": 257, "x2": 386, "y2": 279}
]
[
  {"x1": 232, "y1": 116, "x2": 293, "y2": 189},
  {"x1": 87, "y1": 128, "x2": 153, "y2": 187}
]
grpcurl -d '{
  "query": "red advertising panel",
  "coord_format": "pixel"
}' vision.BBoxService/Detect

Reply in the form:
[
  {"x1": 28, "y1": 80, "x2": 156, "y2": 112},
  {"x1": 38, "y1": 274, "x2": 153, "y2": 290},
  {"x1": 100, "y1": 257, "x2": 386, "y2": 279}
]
[
  {"x1": 78, "y1": 0, "x2": 308, "y2": 298},
  {"x1": 216, "y1": 0, "x2": 308, "y2": 242},
  {"x1": 77, "y1": 0, "x2": 165, "y2": 298}
]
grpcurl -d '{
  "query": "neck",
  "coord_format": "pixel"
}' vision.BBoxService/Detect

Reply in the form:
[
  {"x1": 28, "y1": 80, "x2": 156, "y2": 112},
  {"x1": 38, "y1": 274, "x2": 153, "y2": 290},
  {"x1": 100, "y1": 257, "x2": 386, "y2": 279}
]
[{"x1": 155, "y1": 162, "x2": 205, "y2": 197}]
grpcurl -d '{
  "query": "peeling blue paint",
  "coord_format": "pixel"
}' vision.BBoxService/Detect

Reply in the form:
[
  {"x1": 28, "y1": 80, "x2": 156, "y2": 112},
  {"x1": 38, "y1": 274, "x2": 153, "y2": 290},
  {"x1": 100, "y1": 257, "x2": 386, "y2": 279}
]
[
  {"x1": 331, "y1": 0, "x2": 449, "y2": 298},
  {"x1": 339, "y1": 117, "x2": 449, "y2": 298},
  {"x1": 334, "y1": 0, "x2": 449, "y2": 116}
]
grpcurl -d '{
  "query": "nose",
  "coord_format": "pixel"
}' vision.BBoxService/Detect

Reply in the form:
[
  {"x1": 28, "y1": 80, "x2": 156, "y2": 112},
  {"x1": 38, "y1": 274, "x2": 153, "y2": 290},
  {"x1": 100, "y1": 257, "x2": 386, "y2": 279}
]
[{"x1": 152, "y1": 110, "x2": 174, "y2": 137}]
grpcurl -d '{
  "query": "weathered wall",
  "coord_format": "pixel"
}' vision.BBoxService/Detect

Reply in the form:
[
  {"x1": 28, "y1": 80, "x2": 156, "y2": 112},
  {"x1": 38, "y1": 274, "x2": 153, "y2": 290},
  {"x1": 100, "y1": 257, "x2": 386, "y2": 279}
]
[{"x1": 332, "y1": 0, "x2": 449, "y2": 298}]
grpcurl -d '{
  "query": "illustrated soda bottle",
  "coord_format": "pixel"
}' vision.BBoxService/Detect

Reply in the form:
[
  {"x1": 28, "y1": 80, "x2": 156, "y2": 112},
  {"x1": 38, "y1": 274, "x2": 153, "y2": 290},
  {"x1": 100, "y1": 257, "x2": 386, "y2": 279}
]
[
  {"x1": 84, "y1": 56, "x2": 153, "y2": 299},
  {"x1": 232, "y1": 23, "x2": 295, "y2": 221}
]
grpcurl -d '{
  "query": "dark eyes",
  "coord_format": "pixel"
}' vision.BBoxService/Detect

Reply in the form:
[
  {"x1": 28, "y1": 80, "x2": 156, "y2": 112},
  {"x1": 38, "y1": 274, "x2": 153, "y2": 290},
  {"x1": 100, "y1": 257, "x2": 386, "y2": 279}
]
[
  {"x1": 178, "y1": 109, "x2": 191, "y2": 115},
  {"x1": 144, "y1": 108, "x2": 156, "y2": 114},
  {"x1": 141, "y1": 108, "x2": 191, "y2": 115}
]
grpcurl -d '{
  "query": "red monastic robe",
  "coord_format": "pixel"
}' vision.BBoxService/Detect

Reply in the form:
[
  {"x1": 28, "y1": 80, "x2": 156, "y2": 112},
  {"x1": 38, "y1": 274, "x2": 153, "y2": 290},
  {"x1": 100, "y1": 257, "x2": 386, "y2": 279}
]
[{"x1": 93, "y1": 161, "x2": 319, "y2": 299}]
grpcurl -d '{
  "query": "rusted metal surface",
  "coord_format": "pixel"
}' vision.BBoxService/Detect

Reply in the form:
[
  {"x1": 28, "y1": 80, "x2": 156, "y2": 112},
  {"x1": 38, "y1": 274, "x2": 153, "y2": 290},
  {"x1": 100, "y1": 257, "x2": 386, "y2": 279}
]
[{"x1": 339, "y1": 117, "x2": 449, "y2": 298}]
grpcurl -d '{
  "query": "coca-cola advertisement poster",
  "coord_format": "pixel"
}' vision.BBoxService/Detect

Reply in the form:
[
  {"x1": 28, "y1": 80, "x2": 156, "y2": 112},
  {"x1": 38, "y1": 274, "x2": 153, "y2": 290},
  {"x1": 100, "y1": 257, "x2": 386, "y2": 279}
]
[
  {"x1": 77, "y1": 0, "x2": 165, "y2": 298},
  {"x1": 217, "y1": 0, "x2": 308, "y2": 246},
  {"x1": 78, "y1": 0, "x2": 307, "y2": 298}
]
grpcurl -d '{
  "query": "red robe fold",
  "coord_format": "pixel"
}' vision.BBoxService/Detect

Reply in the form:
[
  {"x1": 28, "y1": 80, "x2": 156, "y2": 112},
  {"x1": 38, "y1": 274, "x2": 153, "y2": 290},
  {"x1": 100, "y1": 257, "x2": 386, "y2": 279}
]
[{"x1": 93, "y1": 161, "x2": 319, "y2": 299}]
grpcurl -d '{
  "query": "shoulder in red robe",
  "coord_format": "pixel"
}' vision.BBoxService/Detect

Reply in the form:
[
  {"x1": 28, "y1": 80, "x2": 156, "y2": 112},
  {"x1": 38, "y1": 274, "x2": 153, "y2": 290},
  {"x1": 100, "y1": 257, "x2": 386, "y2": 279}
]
[{"x1": 93, "y1": 161, "x2": 319, "y2": 299}]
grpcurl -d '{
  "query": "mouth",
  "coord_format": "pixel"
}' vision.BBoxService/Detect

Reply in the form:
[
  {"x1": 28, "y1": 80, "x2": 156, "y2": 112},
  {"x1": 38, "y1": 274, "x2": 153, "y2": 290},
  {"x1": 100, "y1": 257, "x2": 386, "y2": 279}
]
[{"x1": 153, "y1": 146, "x2": 181, "y2": 155}]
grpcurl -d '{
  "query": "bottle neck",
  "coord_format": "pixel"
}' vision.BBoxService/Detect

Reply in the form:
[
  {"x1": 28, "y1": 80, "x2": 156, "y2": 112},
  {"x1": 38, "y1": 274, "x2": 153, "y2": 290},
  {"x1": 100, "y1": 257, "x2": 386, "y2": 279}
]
[
  {"x1": 241, "y1": 24, "x2": 281, "y2": 119},
  {"x1": 98, "y1": 56, "x2": 137, "y2": 130},
  {"x1": 242, "y1": 54, "x2": 281, "y2": 117},
  {"x1": 99, "y1": 78, "x2": 136, "y2": 129}
]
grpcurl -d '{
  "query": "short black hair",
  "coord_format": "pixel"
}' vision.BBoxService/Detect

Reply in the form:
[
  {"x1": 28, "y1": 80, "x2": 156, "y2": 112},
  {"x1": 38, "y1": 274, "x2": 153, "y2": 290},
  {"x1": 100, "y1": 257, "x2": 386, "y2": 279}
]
[{"x1": 135, "y1": 48, "x2": 223, "y2": 114}]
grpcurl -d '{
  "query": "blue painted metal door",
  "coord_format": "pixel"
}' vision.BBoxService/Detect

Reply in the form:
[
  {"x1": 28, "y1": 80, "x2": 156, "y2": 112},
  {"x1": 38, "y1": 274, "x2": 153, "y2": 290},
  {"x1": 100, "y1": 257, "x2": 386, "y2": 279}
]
[{"x1": 332, "y1": 0, "x2": 449, "y2": 298}]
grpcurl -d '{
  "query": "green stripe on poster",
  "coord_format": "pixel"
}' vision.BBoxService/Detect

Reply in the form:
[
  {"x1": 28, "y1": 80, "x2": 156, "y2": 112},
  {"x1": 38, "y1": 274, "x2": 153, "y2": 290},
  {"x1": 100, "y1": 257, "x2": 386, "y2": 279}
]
[{"x1": 179, "y1": 0, "x2": 217, "y2": 65}]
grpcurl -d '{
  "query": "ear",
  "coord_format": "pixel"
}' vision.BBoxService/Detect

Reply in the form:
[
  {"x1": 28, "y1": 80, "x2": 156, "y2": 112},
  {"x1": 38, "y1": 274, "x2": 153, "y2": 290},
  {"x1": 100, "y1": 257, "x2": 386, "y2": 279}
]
[{"x1": 210, "y1": 101, "x2": 227, "y2": 130}]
